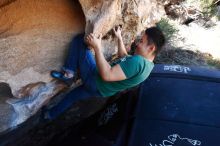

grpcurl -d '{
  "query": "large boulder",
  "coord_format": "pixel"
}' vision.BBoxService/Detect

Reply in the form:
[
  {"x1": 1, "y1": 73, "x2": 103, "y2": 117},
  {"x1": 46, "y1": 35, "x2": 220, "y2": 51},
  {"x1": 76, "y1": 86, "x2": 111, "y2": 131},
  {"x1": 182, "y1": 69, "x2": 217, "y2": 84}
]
[
  {"x1": 0, "y1": 0, "x2": 165, "y2": 133},
  {"x1": 79, "y1": 0, "x2": 165, "y2": 58},
  {"x1": 0, "y1": 0, "x2": 85, "y2": 94},
  {"x1": 0, "y1": 0, "x2": 165, "y2": 94}
]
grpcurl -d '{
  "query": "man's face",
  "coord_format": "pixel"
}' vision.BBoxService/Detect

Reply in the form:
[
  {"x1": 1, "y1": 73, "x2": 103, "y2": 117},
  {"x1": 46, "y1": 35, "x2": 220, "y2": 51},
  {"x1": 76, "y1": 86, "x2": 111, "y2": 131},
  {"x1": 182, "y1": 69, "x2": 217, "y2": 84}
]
[{"x1": 135, "y1": 33, "x2": 150, "y2": 54}]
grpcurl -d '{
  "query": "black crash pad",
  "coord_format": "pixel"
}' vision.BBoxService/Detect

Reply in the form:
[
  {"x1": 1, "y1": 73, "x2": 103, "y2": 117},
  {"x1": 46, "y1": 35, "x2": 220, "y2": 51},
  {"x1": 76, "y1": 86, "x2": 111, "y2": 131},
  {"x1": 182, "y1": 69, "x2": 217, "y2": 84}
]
[{"x1": 128, "y1": 64, "x2": 220, "y2": 146}]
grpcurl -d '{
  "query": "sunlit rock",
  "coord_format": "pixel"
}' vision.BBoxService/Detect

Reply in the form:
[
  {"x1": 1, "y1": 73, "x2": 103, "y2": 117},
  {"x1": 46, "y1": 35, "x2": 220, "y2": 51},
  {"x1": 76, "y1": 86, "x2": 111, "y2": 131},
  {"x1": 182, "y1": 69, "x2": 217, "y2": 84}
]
[{"x1": 0, "y1": 0, "x2": 165, "y2": 133}]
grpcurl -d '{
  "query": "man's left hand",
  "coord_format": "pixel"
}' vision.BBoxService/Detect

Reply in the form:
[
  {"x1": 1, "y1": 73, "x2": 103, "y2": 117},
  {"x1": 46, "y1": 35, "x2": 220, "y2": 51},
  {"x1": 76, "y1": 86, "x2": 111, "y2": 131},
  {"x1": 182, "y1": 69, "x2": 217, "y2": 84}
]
[{"x1": 85, "y1": 33, "x2": 102, "y2": 51}]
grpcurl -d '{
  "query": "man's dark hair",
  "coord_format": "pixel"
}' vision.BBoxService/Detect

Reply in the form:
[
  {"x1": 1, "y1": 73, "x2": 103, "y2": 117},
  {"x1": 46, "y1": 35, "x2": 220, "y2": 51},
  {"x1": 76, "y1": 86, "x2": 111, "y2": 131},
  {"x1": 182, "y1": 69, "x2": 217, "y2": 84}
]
[{"x1": 145, "y1": 27, "x2": 165, "y2": 55}]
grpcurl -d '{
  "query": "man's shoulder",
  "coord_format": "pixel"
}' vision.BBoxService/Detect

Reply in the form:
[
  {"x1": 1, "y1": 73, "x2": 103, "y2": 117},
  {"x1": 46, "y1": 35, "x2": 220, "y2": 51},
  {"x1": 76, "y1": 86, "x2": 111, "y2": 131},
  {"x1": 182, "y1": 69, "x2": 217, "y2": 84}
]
[
  {"x1": 119, "y1": 55, "x2": 150, "y2": 66},
  {"x1": 126, "y1": 55, "x2": 146, "y2": 63},
  {"x1": 126, "y1": 54, "x2": 141, "y2": 60}
]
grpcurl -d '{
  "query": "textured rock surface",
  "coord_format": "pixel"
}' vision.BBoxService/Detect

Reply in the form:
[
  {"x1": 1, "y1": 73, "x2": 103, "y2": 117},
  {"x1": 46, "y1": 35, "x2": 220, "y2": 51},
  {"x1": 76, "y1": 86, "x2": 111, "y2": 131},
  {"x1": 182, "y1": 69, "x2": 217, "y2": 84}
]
[
  {"x1": 0, "y1": 0, "x2": 85, "y2": 94},
  {"x1": 79, "y1": 0, "x2": 121, "y2": 36},
  {"x1": 0, "y1": 0, "x2": 165, "y2": 134},
  {"x1": 0, "y1": 0, "x2": 165, "y2": 94},
  {"x1": 0, "y1": 83, "x2": 14, "y2": 133}
]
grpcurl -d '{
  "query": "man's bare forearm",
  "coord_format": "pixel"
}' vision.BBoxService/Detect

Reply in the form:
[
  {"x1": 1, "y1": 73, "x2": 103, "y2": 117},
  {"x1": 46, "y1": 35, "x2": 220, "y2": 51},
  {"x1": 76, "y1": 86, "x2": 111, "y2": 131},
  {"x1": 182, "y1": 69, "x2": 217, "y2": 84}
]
[
  {"x1": 117, "y1": 36, "x2": 128, "y2": 57},
  {"x1": 94, "y1": 48, "x2": 111, "y2": 81}
]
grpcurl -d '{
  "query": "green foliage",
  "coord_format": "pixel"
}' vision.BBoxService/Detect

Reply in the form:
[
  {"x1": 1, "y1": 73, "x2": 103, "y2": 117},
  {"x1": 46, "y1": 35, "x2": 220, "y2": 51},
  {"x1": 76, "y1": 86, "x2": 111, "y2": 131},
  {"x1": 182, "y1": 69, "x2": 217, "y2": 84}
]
[
  {"x1": 156, "y1": 18, "x2": 178, "y2": 40},
  {"x1": 200, "y1": 0, "x2": 219, "y2": 19},
  {"x1": 207, "y1": 57, "x2": 220, "y2": 69}
]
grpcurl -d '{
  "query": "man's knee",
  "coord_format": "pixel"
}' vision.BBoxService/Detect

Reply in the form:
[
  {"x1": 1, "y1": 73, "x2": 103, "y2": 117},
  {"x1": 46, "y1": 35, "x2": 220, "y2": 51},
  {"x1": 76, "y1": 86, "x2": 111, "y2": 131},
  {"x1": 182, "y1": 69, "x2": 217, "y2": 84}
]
[
  {"x1": 70, "y1": 33, "x2": 86, "y2": 48},
  {"x1": 74, "y1": 33, "x2": 85, "y2": 42}
]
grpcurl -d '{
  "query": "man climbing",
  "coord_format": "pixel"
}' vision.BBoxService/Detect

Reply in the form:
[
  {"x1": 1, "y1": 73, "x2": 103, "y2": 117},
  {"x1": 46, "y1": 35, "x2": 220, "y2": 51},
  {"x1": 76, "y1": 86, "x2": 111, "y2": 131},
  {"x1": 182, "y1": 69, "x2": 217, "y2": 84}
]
[{"x1": 45, "y1": 26, "x2": 165, "y2": 119}]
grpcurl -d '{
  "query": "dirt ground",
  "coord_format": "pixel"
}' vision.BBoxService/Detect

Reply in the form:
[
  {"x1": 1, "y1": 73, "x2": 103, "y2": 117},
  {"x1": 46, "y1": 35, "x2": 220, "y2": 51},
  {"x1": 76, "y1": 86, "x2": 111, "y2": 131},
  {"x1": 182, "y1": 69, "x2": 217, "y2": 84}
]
[{"x1": 155, "y1": 19, "x2": 220, "y2": 69}]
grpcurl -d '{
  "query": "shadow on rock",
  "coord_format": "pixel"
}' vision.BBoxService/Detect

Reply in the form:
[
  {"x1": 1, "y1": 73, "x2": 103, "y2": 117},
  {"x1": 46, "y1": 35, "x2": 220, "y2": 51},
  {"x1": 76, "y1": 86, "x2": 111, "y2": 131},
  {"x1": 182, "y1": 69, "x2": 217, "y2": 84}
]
[{"x1": 0, "y1": 80, "x2": 69, "y2": 133}]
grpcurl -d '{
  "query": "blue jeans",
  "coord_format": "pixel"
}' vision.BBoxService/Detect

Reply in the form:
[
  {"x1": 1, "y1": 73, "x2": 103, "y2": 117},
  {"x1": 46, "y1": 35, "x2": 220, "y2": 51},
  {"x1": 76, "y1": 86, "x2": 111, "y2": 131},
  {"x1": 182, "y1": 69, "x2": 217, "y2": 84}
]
[{"x1": 48, "y1": 34, "x2": 102, "y2": 119}]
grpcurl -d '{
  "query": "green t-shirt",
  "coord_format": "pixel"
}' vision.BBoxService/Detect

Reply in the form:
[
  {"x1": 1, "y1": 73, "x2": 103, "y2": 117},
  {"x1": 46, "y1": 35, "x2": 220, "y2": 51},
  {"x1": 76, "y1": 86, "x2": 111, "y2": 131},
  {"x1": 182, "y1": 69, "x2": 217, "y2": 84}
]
[{"x1": 96, "y1": 55, "x2": 154, "y2": 97}]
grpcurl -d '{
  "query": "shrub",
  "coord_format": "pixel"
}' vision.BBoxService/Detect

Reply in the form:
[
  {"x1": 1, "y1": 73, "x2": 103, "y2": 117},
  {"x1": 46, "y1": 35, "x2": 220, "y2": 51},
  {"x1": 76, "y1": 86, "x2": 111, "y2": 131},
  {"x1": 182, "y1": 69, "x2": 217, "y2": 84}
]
[{"x1": 156, "y1": 18, "x2": 179, "y2": 40}]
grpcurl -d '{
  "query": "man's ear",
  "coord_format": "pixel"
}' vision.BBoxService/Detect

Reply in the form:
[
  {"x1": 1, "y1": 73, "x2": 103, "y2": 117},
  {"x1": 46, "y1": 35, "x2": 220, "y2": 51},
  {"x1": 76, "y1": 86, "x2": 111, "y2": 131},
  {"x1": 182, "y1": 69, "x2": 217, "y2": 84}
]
[{"x1": 149, "y1": 44, "x2": 156, "y2": 53}]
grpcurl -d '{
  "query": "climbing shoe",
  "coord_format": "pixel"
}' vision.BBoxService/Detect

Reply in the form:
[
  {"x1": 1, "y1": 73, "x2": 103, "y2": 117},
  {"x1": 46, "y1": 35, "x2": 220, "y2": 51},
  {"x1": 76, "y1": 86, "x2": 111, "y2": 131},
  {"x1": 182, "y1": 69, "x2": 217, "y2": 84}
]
[{"x1": 50, "y1": 70, "x2": 74, "y2": 86}]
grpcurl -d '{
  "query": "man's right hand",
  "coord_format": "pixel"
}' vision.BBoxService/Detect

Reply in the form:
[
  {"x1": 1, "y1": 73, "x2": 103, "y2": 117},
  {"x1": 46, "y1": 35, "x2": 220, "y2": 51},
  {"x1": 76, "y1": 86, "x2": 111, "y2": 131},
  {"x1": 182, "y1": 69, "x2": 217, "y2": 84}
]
[
  {"x1": 113, "y1": 26, "x2": 122, "y2": 39},
  {"x1": 113, "y1": 26, "x2": 128, "y2": 57}
]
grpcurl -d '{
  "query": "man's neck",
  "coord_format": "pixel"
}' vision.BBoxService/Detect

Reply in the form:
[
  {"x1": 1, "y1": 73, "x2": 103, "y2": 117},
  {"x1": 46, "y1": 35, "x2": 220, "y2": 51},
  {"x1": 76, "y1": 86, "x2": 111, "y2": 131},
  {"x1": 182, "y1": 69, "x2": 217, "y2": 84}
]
[
  {"x1": 137, "y1": 53, "x2": 154, "y2": 62},
  {"x1": 145, "y1": 55, "x2": 154, "y2": 62}
]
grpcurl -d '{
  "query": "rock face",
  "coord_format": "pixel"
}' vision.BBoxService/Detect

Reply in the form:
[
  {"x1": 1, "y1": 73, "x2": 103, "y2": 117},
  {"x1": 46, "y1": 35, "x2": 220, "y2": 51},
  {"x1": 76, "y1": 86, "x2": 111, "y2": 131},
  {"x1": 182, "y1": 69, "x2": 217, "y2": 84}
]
[
  {"x1": 0, "y1": 0, "x2": 165, "y2": 133},
  {"x1": 79, "y1": 0, "x2": 120, "y2": 36},
  {"x1": 0, "y1": 0, "x2": 85, "y2": 94},
  {"x1": 0, "y1": 80, "x2": 69, "y2": 132},
  {"x1": 0, "y1": 0, "x2": 165, "y2": 93},
  {"x1": 79, "y1": 0, "x2": 165, "y2": 58}
]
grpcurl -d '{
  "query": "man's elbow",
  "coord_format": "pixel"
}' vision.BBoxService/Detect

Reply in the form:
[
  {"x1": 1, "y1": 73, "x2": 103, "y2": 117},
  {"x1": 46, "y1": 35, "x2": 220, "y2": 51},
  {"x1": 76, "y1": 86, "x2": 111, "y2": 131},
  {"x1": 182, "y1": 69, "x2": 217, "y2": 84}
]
[
  {"x1": 101, "y1": 75, "x2": 111, "y2": 82},
  {"x1": 100, "y1": 71, "x2": 113, "y2": 82}
]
